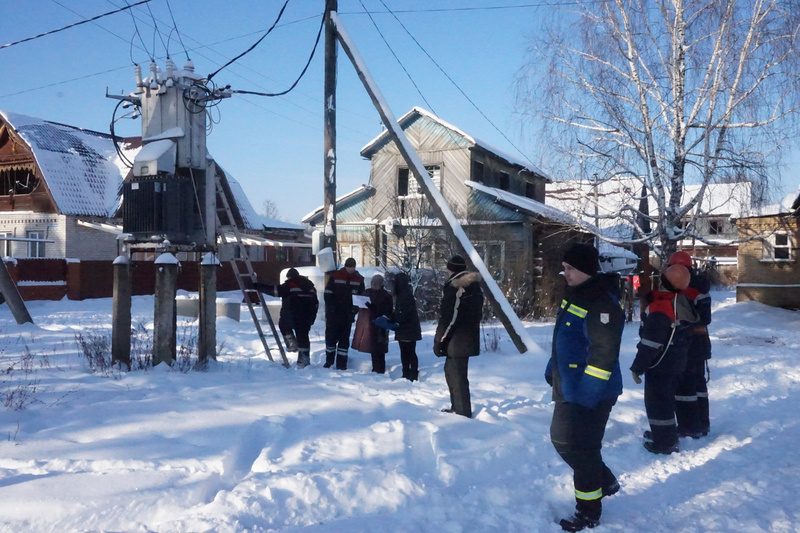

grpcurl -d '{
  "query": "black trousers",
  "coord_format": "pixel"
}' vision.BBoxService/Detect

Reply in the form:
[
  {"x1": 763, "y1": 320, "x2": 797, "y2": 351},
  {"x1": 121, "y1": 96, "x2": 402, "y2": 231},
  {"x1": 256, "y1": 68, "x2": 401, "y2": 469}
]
[
  {"x1": 280, "y1": 326, "x2": 310, "y2": 352},
  {"x1": 444, "y1": 357, "x2": 471, "y2": 417},
  {"x1": 675, "y1": 353, "x2": 705, "y2": 433},
  {"x1": 644, "y1": 370, "x2": 682, "y2": 447},
  {"x1": 399, "y1": 341, "x2": 419, "y2": 381},
  {"x1": 550, "y1": 401, "x2": 617, "y2": 520},
  {"x1": 325, "y1": 319, "x2": 352, "y2": 369}
]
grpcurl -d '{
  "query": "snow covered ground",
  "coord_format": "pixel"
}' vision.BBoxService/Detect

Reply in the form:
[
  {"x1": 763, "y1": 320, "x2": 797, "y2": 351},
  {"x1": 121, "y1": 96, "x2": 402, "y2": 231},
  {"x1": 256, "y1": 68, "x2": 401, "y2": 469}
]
[{"x1": 0, "y1": 289, "x2": 797, "y2": 532}]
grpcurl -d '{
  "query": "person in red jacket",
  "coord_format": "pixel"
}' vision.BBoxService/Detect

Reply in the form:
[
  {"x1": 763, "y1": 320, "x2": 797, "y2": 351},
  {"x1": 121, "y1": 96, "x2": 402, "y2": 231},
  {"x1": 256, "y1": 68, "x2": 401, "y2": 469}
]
[
  {"x1": 667, "y1": 251, "x2": 713, "y2": 437},
  {"x1": 631, "y1": 263, "x2": 692, "y2": 455},
  {"x1": 323, "y1": 258, "x2": 365, "y2": 370}
]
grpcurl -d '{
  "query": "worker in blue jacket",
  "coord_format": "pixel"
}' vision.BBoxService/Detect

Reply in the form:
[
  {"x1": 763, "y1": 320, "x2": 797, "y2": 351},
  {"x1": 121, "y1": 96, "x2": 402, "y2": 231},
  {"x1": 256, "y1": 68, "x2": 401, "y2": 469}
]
[{"x1": 546, "y1": 243, "x2": 625, "y2": 532}]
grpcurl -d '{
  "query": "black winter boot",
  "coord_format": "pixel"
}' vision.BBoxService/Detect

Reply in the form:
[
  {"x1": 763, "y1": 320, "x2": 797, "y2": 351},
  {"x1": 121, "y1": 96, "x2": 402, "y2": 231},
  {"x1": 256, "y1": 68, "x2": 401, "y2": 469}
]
[
  {"x1": 323, "y1": 349, "x2": 335, "y2": 368},
  {"x1": 559, "y1": 512, "x2": 599, "y2": 532},
  {"x1": 336, "y1": 355, "x2": 348, "y2": 370},
  {"x1": 644, "y1": 440, "x2": 679, "y2": 455},
  {"x1": 296, "y1": 350, "x2": 310, "y2": 368}
]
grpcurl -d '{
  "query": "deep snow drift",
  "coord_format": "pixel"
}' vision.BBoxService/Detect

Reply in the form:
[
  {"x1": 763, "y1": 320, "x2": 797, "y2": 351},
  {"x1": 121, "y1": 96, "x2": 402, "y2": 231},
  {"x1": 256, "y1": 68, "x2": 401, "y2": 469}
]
[{"x1": 0, "y1": 289, "x2": 797, "y2": 532}]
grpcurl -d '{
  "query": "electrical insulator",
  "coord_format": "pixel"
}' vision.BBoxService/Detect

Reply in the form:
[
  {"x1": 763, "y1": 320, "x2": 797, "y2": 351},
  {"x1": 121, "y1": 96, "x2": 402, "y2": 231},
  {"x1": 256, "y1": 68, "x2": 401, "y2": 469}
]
[
  {"x1": 149, "y1": 61, "x2": 158, "y2": 90},
  {"x1": 134, "y1": 64, "x2": 144, "y2": 93}
]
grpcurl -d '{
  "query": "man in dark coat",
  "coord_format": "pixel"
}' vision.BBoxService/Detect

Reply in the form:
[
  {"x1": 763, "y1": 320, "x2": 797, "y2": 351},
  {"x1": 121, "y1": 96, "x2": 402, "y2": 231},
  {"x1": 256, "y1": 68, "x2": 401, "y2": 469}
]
[
  {"x1": 323, "y1": 257, "x2": 365, "y2": 370},
  {"x1": 275, "y1": 268, "x2": 318, "y2": 368},
  {"x1": 667, "y1": 251, "x2": 713, "y2": 437},
  {"x1": 393, "y1": 272, "x2": 422, "y2": 381},
  {"x1": 631, "y1": 263, "x2": 693, "y2": 455},
  {"x1": 546, "y1": 243, "x2": 625, "y2": 532},
  {"x1": 434, "y1": 255, "x2": 483, "y2": 418}
]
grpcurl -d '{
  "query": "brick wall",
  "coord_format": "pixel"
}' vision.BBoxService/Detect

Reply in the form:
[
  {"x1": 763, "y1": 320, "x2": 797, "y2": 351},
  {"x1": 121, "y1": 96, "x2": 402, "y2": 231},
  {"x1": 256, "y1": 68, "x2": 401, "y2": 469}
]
[{"x1": 735, "y1": 215, "x2": 800, "y2": 309}]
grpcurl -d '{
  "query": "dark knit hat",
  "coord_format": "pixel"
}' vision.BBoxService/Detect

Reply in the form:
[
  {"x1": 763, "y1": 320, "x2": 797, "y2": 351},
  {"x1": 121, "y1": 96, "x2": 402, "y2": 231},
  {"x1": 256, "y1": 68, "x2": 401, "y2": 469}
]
[
  {"x1": 286, "y1": 268, "x2": 299, "y2": 279},
  {"x1": 446, "y1": 255, "x2": 467, "y2": 273},
  {"x1": 344, "y1": 257, "x2": 356, "y2": 268},
  {"x1": 562, "y1": 243, "x2": 600, "y2": 276}
]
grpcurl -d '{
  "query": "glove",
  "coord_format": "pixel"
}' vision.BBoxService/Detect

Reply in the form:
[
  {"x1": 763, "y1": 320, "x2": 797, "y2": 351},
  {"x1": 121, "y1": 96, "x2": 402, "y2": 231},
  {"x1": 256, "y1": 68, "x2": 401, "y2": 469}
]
[
  {"x1": 631, "y1": 371, "x2": 642, "y2": 384},
  {"x1": 373, "y1": 315, "x2": 399, "y2": 330},
  {"x1": 433, "y1": 342, "x2": 445, "y2": 357}
]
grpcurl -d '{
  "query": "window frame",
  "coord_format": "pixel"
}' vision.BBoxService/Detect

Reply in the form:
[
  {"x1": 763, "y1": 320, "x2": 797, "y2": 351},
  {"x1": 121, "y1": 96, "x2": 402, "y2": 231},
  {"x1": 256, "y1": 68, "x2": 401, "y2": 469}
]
[
  {"x1": 761, "y1": 232, "x2": 793, "y2": 262},
  {"x1": 26, "y1": 230, "x2": 45, "y2": 258}
]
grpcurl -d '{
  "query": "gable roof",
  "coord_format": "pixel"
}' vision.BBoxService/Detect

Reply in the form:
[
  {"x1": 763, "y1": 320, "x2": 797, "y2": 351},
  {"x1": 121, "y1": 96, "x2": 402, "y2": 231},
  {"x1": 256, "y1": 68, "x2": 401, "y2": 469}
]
[
  {"x1": 301, "y1": 185, "x2": 375, "y2": 225},
  {"x1": 359, "y1": 107, "x2": 549, "y2": 180},
  {"x1": 0, "y1": 110, "x2": 138, "y2": 218}
]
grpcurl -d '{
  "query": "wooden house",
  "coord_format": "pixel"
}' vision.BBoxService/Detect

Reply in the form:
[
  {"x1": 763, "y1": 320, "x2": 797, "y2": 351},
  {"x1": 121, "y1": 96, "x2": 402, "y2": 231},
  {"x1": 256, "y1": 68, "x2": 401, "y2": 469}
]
[
  {"x1": 734, "y1": 188, "x2": 800, "y2": 309},
  {"x1": 302, "y1": 107, "x2": 589, "y2": 317}
]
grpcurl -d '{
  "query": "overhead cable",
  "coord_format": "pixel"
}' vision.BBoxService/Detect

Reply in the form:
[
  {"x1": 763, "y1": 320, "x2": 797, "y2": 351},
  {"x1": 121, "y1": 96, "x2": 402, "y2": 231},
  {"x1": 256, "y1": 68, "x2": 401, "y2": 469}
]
[
  {"x1": 357, "y1": 0, "x2": 437, "y2": 113},
  {"x1": 231, "y1": 11, "x2": 325, "y2": 98},
  {"x1": 164, "y1": 0, "x2": 190, "y2": 60},
  {"x1": 207, "y1": 0, "x2": 291, "y2": 81},
  {"x1": 0, "y1": 0, "x2": 152, "y2": 51},
  {"x1": 379, "y1": 0, "x2": 539, "y2": 169}
]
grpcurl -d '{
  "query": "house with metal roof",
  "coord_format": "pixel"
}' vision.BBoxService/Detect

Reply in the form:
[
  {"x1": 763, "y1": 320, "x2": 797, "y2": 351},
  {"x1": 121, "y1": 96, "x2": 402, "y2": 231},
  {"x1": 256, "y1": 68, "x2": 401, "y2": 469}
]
[{"x1": 302, "y1": 107, "x2": 592, "y2": 317}]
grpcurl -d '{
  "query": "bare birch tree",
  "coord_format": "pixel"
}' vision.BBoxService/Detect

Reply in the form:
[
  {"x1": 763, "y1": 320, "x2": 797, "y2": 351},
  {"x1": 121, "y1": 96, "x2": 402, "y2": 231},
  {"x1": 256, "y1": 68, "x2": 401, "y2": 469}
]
[{"x1": 516, "y1": 0, "x2": 800, "y2": 258}]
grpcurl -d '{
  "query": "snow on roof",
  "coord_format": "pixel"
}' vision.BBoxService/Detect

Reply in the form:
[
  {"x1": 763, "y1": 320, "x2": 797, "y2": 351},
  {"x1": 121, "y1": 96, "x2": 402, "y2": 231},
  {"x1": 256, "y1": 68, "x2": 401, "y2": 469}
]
[
  {"x1": 467, "y1": 181, "x2": 638, "y2": 259},
  {"x1": 360, "y1": 107, "x2": 549, "y2": 179},
  {"x1": 215, "y1": 164, "x2": 303, "y2": 231},
  {"x1": 301, "y1": 185, "x2": 375, "y2": 224},
  {"x1": 546, "y1": 177, "x2": 757, "y2": 229},
  {"x1": 1, "y1": 110, "x2": 138, "y2": 217},
  {"x1": 753, "y1": 185, "x2": 800, "y2": 217},
  {"x1": 466, "y1": 180, "x2": 583, "y2": 227}
]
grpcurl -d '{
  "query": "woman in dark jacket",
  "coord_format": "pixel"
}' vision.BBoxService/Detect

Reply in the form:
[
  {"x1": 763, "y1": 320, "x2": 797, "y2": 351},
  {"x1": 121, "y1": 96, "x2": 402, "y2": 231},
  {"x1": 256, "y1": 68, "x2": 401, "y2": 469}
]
[
  {"x1": 393, "y1": 272, "x2": 422, "y2": 381},
  {"x1": 352, "y1": 275, "x2": 394, "y2": 373}
]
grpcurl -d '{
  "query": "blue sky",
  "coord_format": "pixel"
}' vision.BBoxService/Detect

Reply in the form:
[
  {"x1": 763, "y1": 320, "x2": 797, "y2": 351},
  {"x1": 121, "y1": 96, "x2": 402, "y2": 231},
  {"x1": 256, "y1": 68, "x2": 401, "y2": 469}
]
[{"x1": 2, "y1": 1, "x2": 798, "y2": 224}]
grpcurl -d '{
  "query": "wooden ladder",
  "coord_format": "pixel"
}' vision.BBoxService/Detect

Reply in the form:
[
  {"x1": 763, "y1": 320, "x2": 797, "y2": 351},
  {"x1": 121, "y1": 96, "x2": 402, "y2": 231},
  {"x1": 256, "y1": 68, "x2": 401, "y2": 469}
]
[{"x1": 215, "y1": 177, "x2": 289, "y2": 367}]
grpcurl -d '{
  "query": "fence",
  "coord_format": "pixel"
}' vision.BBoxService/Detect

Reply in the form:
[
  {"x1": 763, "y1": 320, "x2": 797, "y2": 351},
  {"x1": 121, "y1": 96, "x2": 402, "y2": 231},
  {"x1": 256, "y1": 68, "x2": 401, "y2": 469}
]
[{"x1": 3, "y1": 258, "x2": 309, "y2": 301}]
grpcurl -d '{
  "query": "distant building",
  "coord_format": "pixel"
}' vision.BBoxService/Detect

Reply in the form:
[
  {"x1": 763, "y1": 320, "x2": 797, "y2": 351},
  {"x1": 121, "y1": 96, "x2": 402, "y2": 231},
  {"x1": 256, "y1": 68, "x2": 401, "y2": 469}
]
[
  {"x1": 734, "y1": 187, "x2": 800, "y2": 309},
  {"x1": 303, "y1": 107, "x2": 591, "y2": 317},
  {"x1": 546, "y1": 177, "x2": 763, "y2": 283}
]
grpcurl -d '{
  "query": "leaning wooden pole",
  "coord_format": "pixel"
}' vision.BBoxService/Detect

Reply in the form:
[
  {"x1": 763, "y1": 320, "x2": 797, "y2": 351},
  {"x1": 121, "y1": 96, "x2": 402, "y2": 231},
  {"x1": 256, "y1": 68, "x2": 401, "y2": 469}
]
[
  {"x1": 330, "y1": 12, "x2": 543, "y2": 355},
  {"x1": 0, "y1": 259, "x2": 33, "y2": 325}
]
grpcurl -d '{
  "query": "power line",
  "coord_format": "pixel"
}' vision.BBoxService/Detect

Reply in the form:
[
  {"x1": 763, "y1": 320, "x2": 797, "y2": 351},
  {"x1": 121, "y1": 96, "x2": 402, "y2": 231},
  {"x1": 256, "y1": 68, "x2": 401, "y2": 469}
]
[
  {"x1": 356, "y1": 0, "x2": 437, "y2": 113},
  {"x1": 121, "y1": 0, "x2": 153, "y2": 60},
  {"x1": 378, "y1": 0, "x2": 539, "y2": 169},
  {"x1": 339, "y1": 2, "x2": 578, "y2": 15},
  {"x1": 0, "y1": 0, "x2": 152, "y2": 51},
  {"x1": 231, "y1": 11, "x2": 325, "y2": 98},
  {"x1": 164, "y1": 0, "x2": 190, "y2": 60},
  {"x1": 207, "y1": 0, "x2": 291, "y2": 81}
]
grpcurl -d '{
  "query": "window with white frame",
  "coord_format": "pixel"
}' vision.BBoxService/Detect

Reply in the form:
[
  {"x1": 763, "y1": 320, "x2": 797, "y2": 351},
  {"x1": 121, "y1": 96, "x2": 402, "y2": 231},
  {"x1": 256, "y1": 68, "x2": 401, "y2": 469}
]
[
  {"x1": 340, "y1": 244, "x2": 364, "y2": 267},
  {"x1": 762, "y1": 232, "x2": 793, "y2": 261},
  {"x1": 0, "y1": 232, "x2": 11, "y2": 257},
  {"x1": 26, "y1": 230, "x2": 45, "y2": 258}
]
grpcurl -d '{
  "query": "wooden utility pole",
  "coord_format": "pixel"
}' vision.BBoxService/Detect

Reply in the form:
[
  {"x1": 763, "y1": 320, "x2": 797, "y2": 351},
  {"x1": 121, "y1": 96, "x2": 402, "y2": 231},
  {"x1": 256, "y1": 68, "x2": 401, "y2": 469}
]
[{"x1": 323, "y1": 0, "x2": 338, "y2": 262}]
